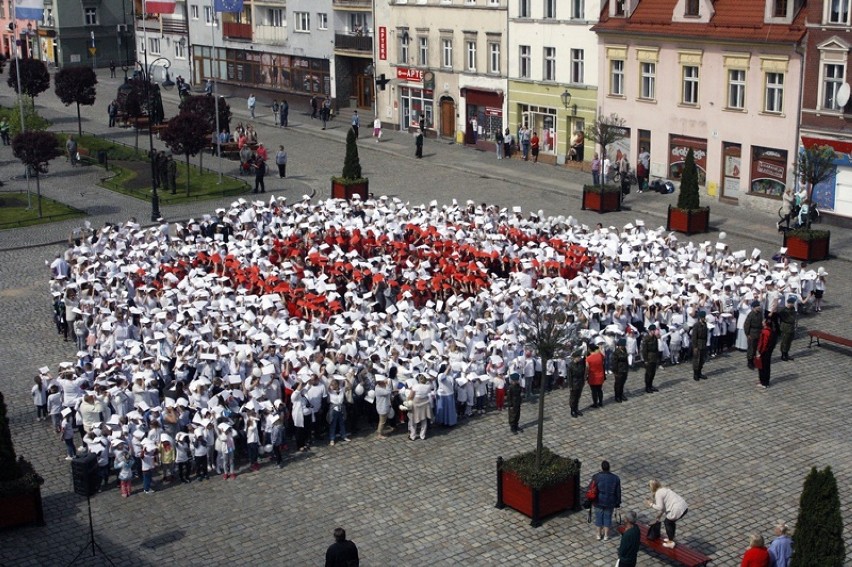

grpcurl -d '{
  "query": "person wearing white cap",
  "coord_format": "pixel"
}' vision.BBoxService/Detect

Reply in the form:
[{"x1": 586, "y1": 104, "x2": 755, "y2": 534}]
[
  {"x1": 191, "y1": 427, "x2": 210, "y2": 482},
  {"x1": 407, "y1": 374, "x2": 433, "y2": 441},
  {"x1": 814, "y1": 267, "x2": 827, "y2": 312},
  {"x1": 215, "y1": 424, "x2": 237, "y2": 480},
  {"x1": 114, "y1": 443, "x2": 135, "y2": 497},
  {"x1": 290, "y1": 381, "x2": 311, "y2": 453},
  {"x1": 373, "y1": 375, "x2": 393, "y2": 439},
  {"x1": 140, "y1": 439, "x2": 159, "y2": 493}
]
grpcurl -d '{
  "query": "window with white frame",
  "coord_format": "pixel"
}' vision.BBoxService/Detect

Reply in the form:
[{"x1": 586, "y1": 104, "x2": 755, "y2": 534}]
[
  {"x1": 822, "y1": 63, "x2": 845, "y2": 109},
  {"x1": 520, "y1": 0, "x2": 531, "y2": 17},
  {"x1": 727, "y1": 69, "x2": 745, "y2": 109},
  {"x1": 149, "y1": 37, "x2": 161, "y2": 54},
  {"x1": 682, "y1": 65, "x2": 699, "y2": 105},
  {"x1": 544, "y1": 0, "x2": 556, "y2": 18},
  {"x1": 174, "y1": 41, "x2": 186, "y2": 59},
  {"x1": 544, "y1": 47, "x2": 556, "y2": 81},
  {"x1": 191, "y1": 5, "x2": 199, "y2": 19},
  {"x1": 466, "y1": 0, "x2": 476, "y2": 4},
  {"x1": 400, "y1": 31, "x2": 410, "y2": 64},
  {"x1": 204, "y1": 5, "x2": 214, "y2": 25},
  {"x1": 442, "y1": 38, "x2": 453, "y2": 68},
  {"x1": 570, "y1": 49, "x2": 584, "y2": 83},
  {"x1": 764, "y1": 72, "x2": 784, "y2": 112},
  {"x1": 571, "y1": 0, "x2": 584, "y2": 18},
  {"x1": 489, "y1": 42, "x2": 500, "y2": 73},
  {"x1": 640, "y1": 62, "x2": 656, "y2": 100},
  {"x1": 488, "y1": 0, "x2": 500, "y2": 5},
  {"x1": 418, "y1": 37, "x2": 428, "y2": 66},
  {"x1": 610, "y1": 59, "x2": 624, "y2": 95},
  {"x1": 318, "y1": 13, "x2": 328, "y2": 30},
  {"x1": 467, "y1": 41, "x2": 476, "y2": 71},
  {"x1": 266, "y1": 8, "x2": 284, "y2": 27},
  {"x1": 295, "y1": 12, "x2": 310, "y2": 32},
  {"x1": 773, "y1": 0, "x2": 787, "y2": 17},
  {"x1": 827, "y1": 0, "x2": 851, "y2": 24},
  {"x1": 519, "y1": 45, "x2": 531, "y2": 78},
  {"x1": 685, "y1": 0, "x2": 699, "y2": 16},
  {"x1": 84, "y1": 7, "x2": 97, "y2": 25}
]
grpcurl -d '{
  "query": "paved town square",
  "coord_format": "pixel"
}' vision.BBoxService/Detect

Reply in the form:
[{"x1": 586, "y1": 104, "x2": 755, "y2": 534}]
[{"x1": 0, "y1": 74, "x2": 850, "y2": 567}]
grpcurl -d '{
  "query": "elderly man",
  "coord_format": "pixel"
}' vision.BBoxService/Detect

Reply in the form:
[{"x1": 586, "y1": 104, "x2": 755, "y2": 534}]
[{"x1": 618, "y1": 510, "x2": 640, "y2": 567}]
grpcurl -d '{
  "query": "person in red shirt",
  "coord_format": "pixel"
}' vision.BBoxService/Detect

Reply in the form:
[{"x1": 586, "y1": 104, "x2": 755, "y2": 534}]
[
  {"x1": 585, "y1": 344, "x2": 606, "y2": 408},
  {"x1": 756, "y1": 318, "x2": 776, "y2": 389},
  {"x1": 530, "y1": 132, "x2": 540, "y2": 163},
  {"x1": 740, "y1": 533, "x2": 770, "y2": 567}
]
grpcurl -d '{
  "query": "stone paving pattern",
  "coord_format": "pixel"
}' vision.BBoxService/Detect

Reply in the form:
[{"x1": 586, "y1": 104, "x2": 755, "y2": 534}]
[{"x1": 0, "y1": 71, "x2": 850, "y2": 566}]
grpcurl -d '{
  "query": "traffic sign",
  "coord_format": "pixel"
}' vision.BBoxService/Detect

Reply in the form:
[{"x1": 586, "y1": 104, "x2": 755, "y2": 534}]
[{"x1": 88, "y1": 47, "x2": 97, "y2": 56}]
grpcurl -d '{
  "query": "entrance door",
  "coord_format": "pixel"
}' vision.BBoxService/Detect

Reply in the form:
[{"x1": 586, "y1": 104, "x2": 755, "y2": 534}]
[
  {"x1": 356, "y1": 75, "x2": 373, "y2": 109},
  {"x1": 440, "y1": 98, "x2": 455, "y2": 138}
]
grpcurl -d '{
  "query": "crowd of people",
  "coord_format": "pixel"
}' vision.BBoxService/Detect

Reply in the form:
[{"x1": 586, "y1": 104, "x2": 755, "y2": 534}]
[{"x1": 35, "y1": 196, "x2": 826, "y2": 500}]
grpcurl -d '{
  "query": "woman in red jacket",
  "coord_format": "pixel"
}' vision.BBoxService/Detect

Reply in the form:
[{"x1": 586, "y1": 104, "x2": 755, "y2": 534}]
[
  {"x1": 586, "y1": 344, "x2": 606, "y2": 408},
  {"x1": 740, "y1": 533, "x2": 770, "y2": 567},
  {"x1": 756, "y1": 318, "x2": 776, "y2": 389}
]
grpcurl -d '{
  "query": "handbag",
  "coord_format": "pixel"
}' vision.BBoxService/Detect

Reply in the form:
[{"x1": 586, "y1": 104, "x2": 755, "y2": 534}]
[
  {"x1": 754, "y1": 355, "x2": 763, "y2": 370},
  {"x1": 646, "y1": 521, "x2": 662, "y2": 540}
]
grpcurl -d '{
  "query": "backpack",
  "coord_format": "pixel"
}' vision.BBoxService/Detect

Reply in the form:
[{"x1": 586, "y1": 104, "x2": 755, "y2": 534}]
[{"x1": 585, "y1": 476, "x2": 599, "y2": 503}]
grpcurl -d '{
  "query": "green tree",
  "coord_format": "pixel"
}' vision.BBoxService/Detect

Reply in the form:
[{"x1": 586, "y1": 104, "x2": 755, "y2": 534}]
[
  {"x1": 341, "y1": 127, "x2": 363, "y2": 180},
  {"x1": 160, "y1": 111, "x2": 213, "y2": 196},
  {"x1": 11, "y1": 130, "x2": 63, "y2": 218},
  {"x1": 518, "y1": 296, "x2": 580, "y2": 471},
  {"x1": 677, "y1": 148, "x2": 701, "y2": 210},
  {"x1": 7, "y1": 58, "x2": 51, "y2": 108},
  {"x1": 0, "y1": 392, "x2": 19, "y2": 483},
  {"x1": 54, "y1": 66, "x2": 98, "y2": 136},
  {"x1": 584, "y1": 113, "x2": 628, "y2": 168},
  {"x1": 0, "y1": 105, "x2": 50, "y2": 137},
  {"x1": 791, "y1": 466, "x2": 845, "y2": 567}
]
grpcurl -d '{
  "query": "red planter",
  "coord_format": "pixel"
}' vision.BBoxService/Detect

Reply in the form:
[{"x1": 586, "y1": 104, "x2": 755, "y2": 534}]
[
  {"x1": 496, "y1": 457, "x2": 580, "y2": 527},
  {"x1": 784, "y1": 232, "x2": 830, "y2": 262},
  {"x1": 667, "y1": 205, "x2": 710, "y2": 235},
  {"x1": 331, "y1": 179, "x2": 369, "y2": 201},
  {"x1": 0, "y1": 488, "x2": 45, "y2": 529},
  {"x1": 582, "y1": 187, "x2": 621, "y2": 213}
]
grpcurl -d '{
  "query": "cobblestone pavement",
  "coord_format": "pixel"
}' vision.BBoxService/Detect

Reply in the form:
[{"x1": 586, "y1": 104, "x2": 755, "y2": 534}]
[{"x1": 0, "y1": 72, "x2": 850, "y2": 566}]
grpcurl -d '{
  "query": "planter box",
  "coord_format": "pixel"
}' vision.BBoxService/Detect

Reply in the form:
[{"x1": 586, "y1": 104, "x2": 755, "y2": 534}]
[
  {"x1": 784, "y1": 232, "x2": 830, "y2": 262},
  {"x1": 582, "y1": 186, "x2": 621, "y2": 213},
  {"x1": 667, "y1": 205, "x2": 710, "y2": 235},
  {"x1": 495, "y1": 457, "x2": 580, "y2": 527},
  {"x1": 331, "y1": 179, "x2": 369, "y2": 201},
  {"x1": 0, "y1": 488, "x2": 45, "y2": 530}
]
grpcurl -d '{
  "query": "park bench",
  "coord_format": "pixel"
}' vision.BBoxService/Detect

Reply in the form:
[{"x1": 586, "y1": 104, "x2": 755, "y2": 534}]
[
  {"x1": 75, "y1": 147, "x2": 91, "y2": 164},
  {"x1": 808, "y1": 330, "x2": 852, "y2": 349},
  {"x1": 151, "y1": 123, "x2": 169, "y2": 138},
  {"x1": 618, "y1": 522, "x2": 712, "y2": 567}
]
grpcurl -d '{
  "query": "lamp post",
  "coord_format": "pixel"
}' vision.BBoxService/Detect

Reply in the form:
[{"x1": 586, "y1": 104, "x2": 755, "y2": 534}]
[{"x1": 138, "y1": 54, "x2": 174, "y2": 221}]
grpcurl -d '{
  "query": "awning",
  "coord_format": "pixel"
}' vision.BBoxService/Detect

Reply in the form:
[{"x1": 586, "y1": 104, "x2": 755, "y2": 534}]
[
  {"x1": 462, "y1": 88, "x2": 503, "y2": 107},
  {"x1": 801, "y1": 135, "x2": 852, "y2": 154}
]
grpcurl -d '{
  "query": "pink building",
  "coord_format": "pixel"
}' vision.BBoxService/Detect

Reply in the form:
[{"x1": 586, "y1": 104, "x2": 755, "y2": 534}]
[{"x1": 593, "y1": 0, "x2": 806, "y2": 213}]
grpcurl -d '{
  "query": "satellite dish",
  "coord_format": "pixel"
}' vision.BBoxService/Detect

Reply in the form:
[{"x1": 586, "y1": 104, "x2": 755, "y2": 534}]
[{"x1": 837, "y1": 82, "x2": 850, "y2": 107}]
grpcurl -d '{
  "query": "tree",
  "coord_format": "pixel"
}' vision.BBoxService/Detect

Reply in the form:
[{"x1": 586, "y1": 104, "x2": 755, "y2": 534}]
[
  {"x1": 676, "y1": 148, "x2": 701, "y2": 210},
  {"x1": 341, "y1": 127, "x2": 363, "y2": 180},
  {"x1": 7, "y1": 58, "x2": 51, "y2": 108},
  {"x1": 11, "y1": 130, "x2": 61, "y2": 218},
  {"x1": 796, "y1": 144, "x2": 836, "y2": 207},
  {"x1": 584, "y1": 113, "x2": 627, "y2": 168},
  {"x1": 179, "y1": 94, "x2": 232, "y2": 136},
  {"x1": 518, "y1": 296, "x2": 580, "y2": 471},
  {"x1": 0, "y1": 105, "x2": 50, "y2": 137},
  {"x1": 0, "y1": 392, "x2": 18, "y2": 483},
  {"x1": 791, "y1": 466, "x2": 845, "y2": 567},
  {"x1": 54, "y1": 66, "x2": 98, "y2": 136},
  {"x1": 160, "y1": 111, "x2": 212, "y2": 196}
]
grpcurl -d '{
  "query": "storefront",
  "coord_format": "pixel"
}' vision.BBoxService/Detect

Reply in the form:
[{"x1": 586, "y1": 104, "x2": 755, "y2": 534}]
[
  {"x1": 517, "y1": 104, "x2": 557, "y2": 157},
  {"x1": 669, "y1": 135, "x2": 707, "y2": 185},
  {"x1": 749, "y1": 146, "x2": 788, "y2": 198},
  {"x1": 463, "y1": 88, "x2": 503, "y2": 143},
  {"x1": 396, "y1": 67, "x2": 433, "y2": 131},
  {"x1": 194, "y1": 47, "x2": 331, "y2": 96}
]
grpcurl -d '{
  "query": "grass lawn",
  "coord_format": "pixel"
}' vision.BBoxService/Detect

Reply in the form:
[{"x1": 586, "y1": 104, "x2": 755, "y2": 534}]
[{"x1": 0, "y1": 191, "x2": 85, "y2": 229}]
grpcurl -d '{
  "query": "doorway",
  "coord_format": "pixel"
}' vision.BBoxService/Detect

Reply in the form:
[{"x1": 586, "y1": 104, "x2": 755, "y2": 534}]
[
  {"x1": 356, "y1": 74, "x2": 373, "y2": 109},
  {"x1": 440, "y1": 98, "x2": 455, "y2": 138}
]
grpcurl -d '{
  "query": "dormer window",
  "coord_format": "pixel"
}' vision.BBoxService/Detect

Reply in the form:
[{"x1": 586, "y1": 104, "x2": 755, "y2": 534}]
[
  {"x1": 685, "y1": 0, "x2": 699, "y2": 16},
  {"x1": 773, "y1": 0, "x2": 787, "y2": 18},
  {"x1": 615, "y1": 0, "x2": 626, "y2": 15}
]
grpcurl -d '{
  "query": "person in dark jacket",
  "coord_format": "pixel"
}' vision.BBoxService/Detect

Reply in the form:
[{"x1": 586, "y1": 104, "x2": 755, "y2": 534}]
[
  {"x1": 325, "y1": 527, "x2": 359, "y2": 567},
  {"x1": 592, "y1": 460, "x2": 622, "y2": 540},
  {"x1": 506, "y1": 373, "x2": 523, "y2": 433},
  {"x1": 691, "y1": 310, "x2": 709, "y2": 381},
  {"x1": 567, "y1": 349, "x2": 586, "y2": 418},
  {"x1": 612, "y1": 338, "x2": 630, "y2": 402},
  {"x1": 642, "y1": 325, "x2": 660, "y2": 393},
  {"x1": 743, "y1": 300, "x2": 763, "y2": 369},
  {"x1": 618, "y1": 510, "x2": 640, "y2": 567},
  {"x1": 778, "y1": 297, "x2": 797, "y2": 361}
]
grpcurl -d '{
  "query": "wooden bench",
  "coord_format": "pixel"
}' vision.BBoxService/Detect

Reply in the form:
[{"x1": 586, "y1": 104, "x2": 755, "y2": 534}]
[
  {"x1": 618, "y1": 522, "x2": 712, "y2": 567},
  {"x1": 151, "y1": 123, "x2": 169, "y2": 138},
  {"x1": 808, "y1": 330, "x2": 852, "y2": 349}
]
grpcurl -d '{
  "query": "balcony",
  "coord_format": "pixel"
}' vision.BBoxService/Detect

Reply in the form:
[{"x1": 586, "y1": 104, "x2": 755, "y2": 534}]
[
  {"x1": 335, "y1": 33, "x2": 372, "y2": 53},
  {"x1": 222, "y1": 21, "x2": 252, "y2": 40},
  {"x1": 333, "y1": 0, "x2": 372, "y2": 11},
  {"x1": 253, "y1": 24, "x2": 287, "y2": 45}
]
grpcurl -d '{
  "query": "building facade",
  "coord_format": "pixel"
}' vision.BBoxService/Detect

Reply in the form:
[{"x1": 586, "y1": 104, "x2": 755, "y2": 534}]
[
  {"x1": 593, "y1": 0, "x2": 806, "y2": 213},
  {"x1": 374, "y1": 0, "x2": 508, "y2": 140},
  {"x1": 800, "y1": 0, "x2": 852, "y2": 219},
  {"x1": 508, "y1": 0, "x2": 600, "y2": 164},
  {"x1": 333, "y1": 0, "x2": 374, "y2": 109},
  {"x1": 36, "y1": 0, "x2": 130, "y2": 68}
]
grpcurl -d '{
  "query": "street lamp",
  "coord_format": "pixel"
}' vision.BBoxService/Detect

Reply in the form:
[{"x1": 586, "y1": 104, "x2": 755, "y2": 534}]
[
  {"x1": 560, "y1": 88, "x2": 572, "y2": 109},
  {"x1": 137, "y1": 54, "x2": 173, "y2": 221}
]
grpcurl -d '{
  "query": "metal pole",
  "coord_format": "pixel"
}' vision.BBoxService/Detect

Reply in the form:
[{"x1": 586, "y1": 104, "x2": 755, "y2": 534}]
[
  {"x1": 371, "y1": 0, "x2": 378, "y2": 120},
  {"x1": 211, "y1": 0, "x2": 222, "y2": 184},
  {"x1": 11, "y1": 0, "x2": 33, "y2": 211},
  {"x1": 143, "y1": 2, "x2": 160, "y2": 221}
]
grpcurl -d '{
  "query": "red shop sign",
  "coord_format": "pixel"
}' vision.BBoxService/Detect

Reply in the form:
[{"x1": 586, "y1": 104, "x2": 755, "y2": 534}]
[
  {"x1": 396, "y1": 67, "x2": 424, "y2": 83},
  {"x1": 378, "y1": 27, "x2": 387, "y2": 61}
]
